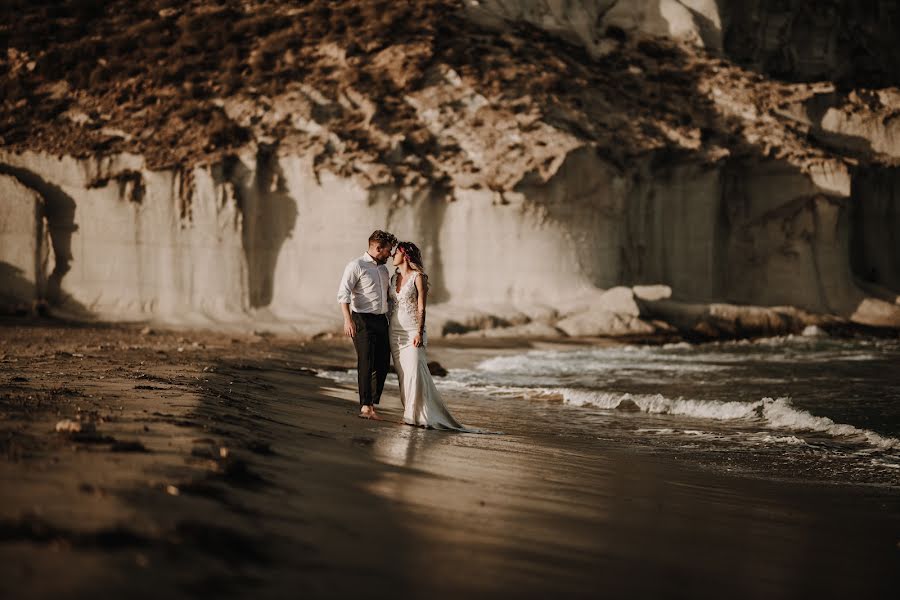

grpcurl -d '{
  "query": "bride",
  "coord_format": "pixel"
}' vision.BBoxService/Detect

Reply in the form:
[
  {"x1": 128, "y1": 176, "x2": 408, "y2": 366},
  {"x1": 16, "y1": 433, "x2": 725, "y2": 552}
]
[{"x1": 388, "y1": 241, "x2": 471, "y2": 431}]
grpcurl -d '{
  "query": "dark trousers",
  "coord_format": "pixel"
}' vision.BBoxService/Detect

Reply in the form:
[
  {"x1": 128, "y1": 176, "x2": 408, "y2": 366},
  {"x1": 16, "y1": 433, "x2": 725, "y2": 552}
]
[{"x1": 351, "y1": 312, "x2": 390, "y2": 407}]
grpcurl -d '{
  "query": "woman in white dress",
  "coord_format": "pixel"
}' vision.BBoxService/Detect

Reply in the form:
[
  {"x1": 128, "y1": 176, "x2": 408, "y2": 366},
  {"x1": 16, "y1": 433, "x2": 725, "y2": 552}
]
[{"x1": 388, "y1": 242, "x2": 469, "y2": 431}]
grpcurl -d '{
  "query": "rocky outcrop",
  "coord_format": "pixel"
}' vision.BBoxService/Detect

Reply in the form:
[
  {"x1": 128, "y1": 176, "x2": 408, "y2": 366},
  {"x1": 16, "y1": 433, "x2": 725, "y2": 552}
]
[
  {"x1": 640, "y1": 298, "x2": 822, "y2": 340},
  {"x1": 1, "y1": 1, "x2": 899, "y2": 337},
  {"x1": 556, "y1": 285, "x2": 658, "y2": 338},
  {"x1": 4, "y1": 141, "x2": 898, "y2": 335},
  {"x1": 719, "y1": 1, "x2": 900, "y2": 87},
  {"x1": 469, "y1": 0, "x2": 723, "y2": 53},
  {"x1": 472, "y1": 1, "x2": 900, "y2": 88}
]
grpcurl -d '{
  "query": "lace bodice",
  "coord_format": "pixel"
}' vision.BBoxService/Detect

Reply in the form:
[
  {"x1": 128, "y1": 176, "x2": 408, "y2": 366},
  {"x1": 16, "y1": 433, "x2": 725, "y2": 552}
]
[{"x1": 389, "y1": 271, "x2": 426, "y2": 345}]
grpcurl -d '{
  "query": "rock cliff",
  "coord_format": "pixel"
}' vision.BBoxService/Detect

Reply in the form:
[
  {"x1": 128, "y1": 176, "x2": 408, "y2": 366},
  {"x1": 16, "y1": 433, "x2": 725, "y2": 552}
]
[{"x1": 1, "y1": 1, "x2": 898, "y2": 337}]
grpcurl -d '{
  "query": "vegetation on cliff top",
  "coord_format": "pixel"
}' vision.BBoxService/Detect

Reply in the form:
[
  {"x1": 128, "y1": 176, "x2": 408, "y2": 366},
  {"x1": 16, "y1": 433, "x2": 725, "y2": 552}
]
[{"x1": 1, "y1": 0, "x2": 897, "y2": 188}]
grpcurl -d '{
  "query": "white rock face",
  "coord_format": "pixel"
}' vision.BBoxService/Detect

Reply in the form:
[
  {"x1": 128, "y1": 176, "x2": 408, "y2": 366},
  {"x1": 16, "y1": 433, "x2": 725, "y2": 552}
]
[
  {"x1": 467, "y1": 0, "x2": 722, "y2": 54},
  {"x1": 819, "y1": 107, "x2": 900, "y2": 159},
  {"x1": 0, "y1": 174, "x2": 45, "y2": 307},
  {"x1": 605, "y1": 0, "x2": 721, "y2": 49},
  {"x1": 778, "y1": 89, "x2": 900, "y2": 161},
  {"x1": 1, "y1": 143, "x2": 898, "y2": 333},
  {"x1": 2, "y1": 0, "x2": 897, "y2": 337}
]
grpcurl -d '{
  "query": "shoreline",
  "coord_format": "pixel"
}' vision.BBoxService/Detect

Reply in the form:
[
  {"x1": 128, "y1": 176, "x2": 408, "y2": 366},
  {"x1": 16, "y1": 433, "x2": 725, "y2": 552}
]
[
  {"x1": 1, "y1": 319, "x2": 898, "y2": 598},
  {"x1": 3, "y1": 309, "x2": 899, "y2": 350}
]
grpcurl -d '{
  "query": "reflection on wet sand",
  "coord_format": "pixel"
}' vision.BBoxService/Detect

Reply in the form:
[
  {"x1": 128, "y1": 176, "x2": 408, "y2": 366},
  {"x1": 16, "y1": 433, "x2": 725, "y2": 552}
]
[
  {"x1": 374, "y1": 425, "x2": 450, "y2": 469},
  {"x1": 2, "y1": 326, "x2": 898, "y2": 599}
]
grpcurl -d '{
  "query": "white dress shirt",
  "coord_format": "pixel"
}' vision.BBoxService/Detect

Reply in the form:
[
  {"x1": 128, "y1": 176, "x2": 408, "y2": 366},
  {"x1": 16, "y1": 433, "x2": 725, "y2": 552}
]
[{"x1": 337, "y1": 252, "x2": 390, "y2": 314}]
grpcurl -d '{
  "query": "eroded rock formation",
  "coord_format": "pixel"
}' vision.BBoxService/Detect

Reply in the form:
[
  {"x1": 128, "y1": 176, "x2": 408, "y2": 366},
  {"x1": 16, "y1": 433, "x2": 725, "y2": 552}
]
[{"x1": 1, "y1": 1, "x2": 898, "y2": 337}]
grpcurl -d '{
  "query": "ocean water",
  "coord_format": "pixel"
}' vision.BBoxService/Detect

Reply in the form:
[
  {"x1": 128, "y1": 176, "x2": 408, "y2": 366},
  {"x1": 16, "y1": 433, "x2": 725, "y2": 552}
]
[{"x1": 320, "y1": 333, "x2": 900, "y2": 487}]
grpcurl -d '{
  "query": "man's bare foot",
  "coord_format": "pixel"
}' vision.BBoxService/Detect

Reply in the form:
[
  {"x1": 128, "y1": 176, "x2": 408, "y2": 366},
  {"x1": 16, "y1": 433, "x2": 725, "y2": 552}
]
[{"x1": 359, "y1": 405, "x2": 384, "y2": 420}]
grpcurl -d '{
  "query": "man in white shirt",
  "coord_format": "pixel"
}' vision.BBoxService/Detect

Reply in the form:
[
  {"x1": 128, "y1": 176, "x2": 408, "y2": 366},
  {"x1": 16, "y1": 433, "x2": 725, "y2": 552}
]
[{"x1": 337, "y1": 230, "x2": 397, "y2": 419}]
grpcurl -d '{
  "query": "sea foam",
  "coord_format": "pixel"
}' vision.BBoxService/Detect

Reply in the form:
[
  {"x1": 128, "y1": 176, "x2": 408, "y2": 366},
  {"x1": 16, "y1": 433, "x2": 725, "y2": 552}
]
[
  {"x1": 539, "y1": 389, "x2": 900, "y2": 450},
  {"x1": 317, "y1": 356, "x2": 900, "y2": 452}
]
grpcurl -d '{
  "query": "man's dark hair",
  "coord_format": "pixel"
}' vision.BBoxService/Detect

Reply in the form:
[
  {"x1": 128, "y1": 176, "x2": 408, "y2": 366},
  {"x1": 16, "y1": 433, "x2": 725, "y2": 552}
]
[{"x1": 368, "y1": 230, "x2": 397, "y2": 247}]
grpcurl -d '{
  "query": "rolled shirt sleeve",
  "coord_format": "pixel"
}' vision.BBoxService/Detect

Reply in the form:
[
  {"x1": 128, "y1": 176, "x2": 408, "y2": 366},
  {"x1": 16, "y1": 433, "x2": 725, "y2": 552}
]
[{"x1": 337, "y1": 261, "x2": 359, "y2": 305}]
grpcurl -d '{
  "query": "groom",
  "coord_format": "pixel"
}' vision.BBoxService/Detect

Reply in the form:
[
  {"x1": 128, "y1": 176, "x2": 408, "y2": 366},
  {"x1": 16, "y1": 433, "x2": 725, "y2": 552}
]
[{"x1": 337, "y1": 230, "x2": 397, "y2": 419}]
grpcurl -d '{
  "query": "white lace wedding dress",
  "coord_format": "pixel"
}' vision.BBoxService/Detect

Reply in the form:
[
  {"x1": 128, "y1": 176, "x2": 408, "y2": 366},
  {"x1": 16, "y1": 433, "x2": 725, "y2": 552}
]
[{"x1": 389, "y1": 272, "x2": 469, "y2": 431}]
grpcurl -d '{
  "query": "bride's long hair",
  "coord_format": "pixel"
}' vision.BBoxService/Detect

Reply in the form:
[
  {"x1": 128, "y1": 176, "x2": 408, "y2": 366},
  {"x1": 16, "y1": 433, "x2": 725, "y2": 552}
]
[{"x1": 395, "y1": 241, "x2": 429, "y2": 290}]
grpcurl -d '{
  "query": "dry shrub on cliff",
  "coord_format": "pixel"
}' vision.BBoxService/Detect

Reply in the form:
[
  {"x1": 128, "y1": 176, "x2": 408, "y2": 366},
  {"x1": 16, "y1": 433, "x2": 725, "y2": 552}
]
[
  {"x1": 2, "y1": 0, "x2": 892, "y2": 180},
  {"x1": 0, "y1": 0, "x2": 461, "y2": 165}
]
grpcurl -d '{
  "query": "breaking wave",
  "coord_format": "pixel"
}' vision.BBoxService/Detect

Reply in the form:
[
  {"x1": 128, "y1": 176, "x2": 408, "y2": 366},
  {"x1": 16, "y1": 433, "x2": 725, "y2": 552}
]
[{"x1": 534, "y1": 389, "x2": 899, "y2": 450}]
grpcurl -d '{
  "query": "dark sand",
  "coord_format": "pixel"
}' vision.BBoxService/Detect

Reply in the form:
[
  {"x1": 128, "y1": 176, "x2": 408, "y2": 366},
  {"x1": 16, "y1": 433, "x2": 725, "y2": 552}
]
[{"x1": 1, "y1": 320, "x2": 898, "y2": 599}]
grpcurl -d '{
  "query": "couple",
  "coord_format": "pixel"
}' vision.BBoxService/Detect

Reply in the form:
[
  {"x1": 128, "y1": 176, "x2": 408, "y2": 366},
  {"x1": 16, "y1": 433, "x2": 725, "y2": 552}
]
[{"x1": 337, "y1": 230, "x2": 469, "y2": 431}]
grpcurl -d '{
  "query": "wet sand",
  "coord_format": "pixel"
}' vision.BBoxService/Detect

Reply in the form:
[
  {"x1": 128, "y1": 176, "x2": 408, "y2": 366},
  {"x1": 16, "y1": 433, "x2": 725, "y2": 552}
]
[{"x1": 1, "y1": 319, "x2": 898, "y2": 599}]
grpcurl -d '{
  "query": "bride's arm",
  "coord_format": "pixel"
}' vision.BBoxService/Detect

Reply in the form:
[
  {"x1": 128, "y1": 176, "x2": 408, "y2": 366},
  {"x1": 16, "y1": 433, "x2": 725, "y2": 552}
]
[{"x1": 413, "y1": 274, "x2": 427, "y2": 347}]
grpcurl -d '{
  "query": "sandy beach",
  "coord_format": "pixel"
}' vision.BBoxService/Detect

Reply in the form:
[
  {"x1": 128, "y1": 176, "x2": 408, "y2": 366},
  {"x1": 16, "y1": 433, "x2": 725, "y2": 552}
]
[
  {"x1": 1, "y1": 319, "x2": 898, "y2": 599},
  {"x1": 4, "y1": 2, "x2": 900, "y2": 598}
]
